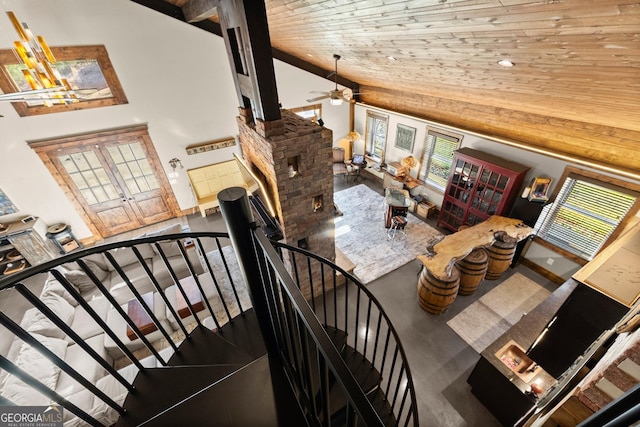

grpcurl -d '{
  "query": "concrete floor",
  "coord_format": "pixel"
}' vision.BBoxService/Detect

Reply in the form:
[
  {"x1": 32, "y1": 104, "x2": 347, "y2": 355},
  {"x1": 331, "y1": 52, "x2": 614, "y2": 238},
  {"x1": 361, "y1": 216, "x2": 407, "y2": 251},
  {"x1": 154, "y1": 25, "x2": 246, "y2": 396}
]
[
  {"x1": 0, "y1": 171, "x2": 556, "y2": 426},
  {"x1": 186, "y1": 172, "x2": 558, "y2": 426}
]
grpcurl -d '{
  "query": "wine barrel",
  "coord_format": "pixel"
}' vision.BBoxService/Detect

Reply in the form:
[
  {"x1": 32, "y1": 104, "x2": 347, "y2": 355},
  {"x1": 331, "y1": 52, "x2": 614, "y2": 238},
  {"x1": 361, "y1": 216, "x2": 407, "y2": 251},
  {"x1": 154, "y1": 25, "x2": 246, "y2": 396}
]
[
  {"x1": 417, "y1": 266, "x2": 460, "y2": 315},
  {"x1": 456, "y1": 248, "x2": 488, "y2": 296},
  {"x1": 485, "y1": 239, "x2": 517, "y2": 280}
]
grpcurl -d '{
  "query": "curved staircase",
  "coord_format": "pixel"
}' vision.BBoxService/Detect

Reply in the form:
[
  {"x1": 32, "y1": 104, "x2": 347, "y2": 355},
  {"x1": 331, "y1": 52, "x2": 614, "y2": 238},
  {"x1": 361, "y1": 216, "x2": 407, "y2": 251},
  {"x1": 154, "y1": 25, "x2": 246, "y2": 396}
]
[
  {"x1": 113, "y1": 305, "x2": 398, "y2": 426},
  {"x1": 0, "y1": 191, "x2": 418, "y2": 426}
]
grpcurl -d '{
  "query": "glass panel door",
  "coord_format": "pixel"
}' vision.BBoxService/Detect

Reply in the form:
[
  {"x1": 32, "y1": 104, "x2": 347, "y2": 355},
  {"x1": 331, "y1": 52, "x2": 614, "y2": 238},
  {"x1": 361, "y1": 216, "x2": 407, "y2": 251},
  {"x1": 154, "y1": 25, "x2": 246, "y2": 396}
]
[
  {"x1": 58, "y1": 150, "x2": 120, "y2": 205},
  {"x1": 107, "y1": 141, "x2": 160, "y2": 195}
]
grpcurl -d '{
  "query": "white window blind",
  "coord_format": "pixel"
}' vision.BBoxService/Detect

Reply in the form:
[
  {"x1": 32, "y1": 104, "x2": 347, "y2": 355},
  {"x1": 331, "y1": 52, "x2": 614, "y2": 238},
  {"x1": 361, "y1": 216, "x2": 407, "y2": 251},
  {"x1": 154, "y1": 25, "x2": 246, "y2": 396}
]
[
  {"x1": 418, "y1": 129, "x2": 461, "y2": 191},
  {"x1": 535, "y1": 177, "x2": 637, "y2": 260},
  {"x1": 365, "y1": 111, "x2": 388, "y2": 161}
]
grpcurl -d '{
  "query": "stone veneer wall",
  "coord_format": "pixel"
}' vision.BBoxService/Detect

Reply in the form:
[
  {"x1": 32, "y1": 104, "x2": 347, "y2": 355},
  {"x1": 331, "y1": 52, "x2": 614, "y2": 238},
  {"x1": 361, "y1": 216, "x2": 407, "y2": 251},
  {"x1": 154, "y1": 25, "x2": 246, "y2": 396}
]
[{"x1": 237, "y1": 108, "x2": 335, "y2": 299}]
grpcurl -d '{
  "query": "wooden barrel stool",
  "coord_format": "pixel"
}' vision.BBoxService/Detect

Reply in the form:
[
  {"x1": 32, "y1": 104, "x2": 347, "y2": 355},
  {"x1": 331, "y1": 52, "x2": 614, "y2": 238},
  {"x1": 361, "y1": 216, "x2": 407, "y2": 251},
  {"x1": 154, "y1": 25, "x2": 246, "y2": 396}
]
[
  {"x1": 417, "y1": 266, "x2": 460, "y2": 315},
  {"x1": 485, "y1": 238, "x2": 517, "y2": 280},
  {"x1": 456, "y1": 248, "x2": 488, "y2": 296}
]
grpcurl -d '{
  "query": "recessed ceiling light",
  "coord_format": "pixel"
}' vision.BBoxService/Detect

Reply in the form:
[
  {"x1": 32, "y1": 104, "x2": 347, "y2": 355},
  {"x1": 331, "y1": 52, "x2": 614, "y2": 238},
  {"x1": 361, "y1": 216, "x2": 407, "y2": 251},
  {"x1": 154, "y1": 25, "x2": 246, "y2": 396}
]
[
  {"x1": 498, "y1": 59, "x2": 515, "y2": 67},
  {"x1": 387, "y1": 56, "x2": 396, "y2": 61}
]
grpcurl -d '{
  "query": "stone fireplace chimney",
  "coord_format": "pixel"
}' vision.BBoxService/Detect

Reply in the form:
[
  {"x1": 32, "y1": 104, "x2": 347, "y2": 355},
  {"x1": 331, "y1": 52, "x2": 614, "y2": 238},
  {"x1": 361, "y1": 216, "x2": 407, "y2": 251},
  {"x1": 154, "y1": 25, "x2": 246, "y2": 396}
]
[{"x1": 237, "y1": 108, "x2": 335, "y2": 299}]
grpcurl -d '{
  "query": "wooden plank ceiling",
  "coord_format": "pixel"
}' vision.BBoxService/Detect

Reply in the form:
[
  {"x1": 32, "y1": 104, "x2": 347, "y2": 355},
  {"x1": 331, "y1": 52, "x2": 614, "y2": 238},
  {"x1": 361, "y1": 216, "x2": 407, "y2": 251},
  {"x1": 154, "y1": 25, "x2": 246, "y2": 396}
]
[{"x1": 158, "y1": 0, "x2": 640, "y2": 178}]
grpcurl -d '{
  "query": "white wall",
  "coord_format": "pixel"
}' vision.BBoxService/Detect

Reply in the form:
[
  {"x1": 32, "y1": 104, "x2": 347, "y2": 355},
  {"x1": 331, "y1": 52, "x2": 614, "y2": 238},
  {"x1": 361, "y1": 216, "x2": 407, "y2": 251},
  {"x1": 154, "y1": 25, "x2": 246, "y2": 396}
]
[
  {"x1": 274, "y1": 61, "x2": 350, "y2": 140},
  {"x1": 0, "y1": 0, "x2": 349, "y2": 240},
  {"x1": 353, "y1": 103, "x2": 639, "y2": 208}
]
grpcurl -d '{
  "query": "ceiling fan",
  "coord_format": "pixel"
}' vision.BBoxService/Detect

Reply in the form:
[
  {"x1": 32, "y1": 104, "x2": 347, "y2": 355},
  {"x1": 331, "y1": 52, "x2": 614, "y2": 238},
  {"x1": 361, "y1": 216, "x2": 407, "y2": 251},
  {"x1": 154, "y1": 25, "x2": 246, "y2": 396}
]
[{"x1": 306, "y1": 54, "x2": 354, "y2": 106}]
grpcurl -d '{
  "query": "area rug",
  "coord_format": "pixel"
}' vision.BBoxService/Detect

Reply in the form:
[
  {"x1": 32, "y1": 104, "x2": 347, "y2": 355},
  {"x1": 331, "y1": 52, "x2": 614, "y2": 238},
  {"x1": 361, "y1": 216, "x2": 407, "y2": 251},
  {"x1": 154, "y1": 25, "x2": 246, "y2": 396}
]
[
  {"x1": 446, "y1": 273, "x2": 551, "y2": 353},
  {"x1": 333, "y1": 184, "x2": 443, "y2": 284}
]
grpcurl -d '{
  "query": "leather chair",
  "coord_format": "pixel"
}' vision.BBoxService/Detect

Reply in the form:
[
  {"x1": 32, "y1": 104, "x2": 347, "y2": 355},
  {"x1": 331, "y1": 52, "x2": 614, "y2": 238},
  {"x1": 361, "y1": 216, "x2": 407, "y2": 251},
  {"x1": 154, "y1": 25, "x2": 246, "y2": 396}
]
[{"x1": 332, "y1": 147, "x2": 348, "y2": 179}]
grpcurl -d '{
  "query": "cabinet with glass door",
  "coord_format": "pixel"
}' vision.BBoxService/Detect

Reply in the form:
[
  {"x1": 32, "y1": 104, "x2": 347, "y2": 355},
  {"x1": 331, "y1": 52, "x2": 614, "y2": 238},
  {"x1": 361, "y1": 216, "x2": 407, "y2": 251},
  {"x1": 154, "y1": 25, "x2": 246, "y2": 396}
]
[{"x1": 438, "y1": 148, "x2": 530, "y2": 232}]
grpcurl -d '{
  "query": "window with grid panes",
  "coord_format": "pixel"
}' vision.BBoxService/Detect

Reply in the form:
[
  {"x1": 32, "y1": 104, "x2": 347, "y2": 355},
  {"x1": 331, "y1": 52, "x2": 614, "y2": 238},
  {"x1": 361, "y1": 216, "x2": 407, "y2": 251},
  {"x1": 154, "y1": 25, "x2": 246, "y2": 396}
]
[
  {"x1": 365, "y1": 111, "x2": 389, "y2": 161},
  {"x1": 534, "y1": 169, "x2": 639, "y2": 260},
  {"x1": 418, "y1": 128, "x2": 462, "y2": 191}
]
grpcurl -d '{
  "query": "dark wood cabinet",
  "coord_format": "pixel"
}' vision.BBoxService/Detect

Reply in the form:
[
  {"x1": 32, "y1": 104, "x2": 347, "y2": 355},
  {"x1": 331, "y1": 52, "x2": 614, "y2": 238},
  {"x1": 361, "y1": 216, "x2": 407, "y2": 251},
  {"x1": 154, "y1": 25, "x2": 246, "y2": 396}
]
[{"x1": 438, "y1": 147, "x2": 530, "y2": 232}]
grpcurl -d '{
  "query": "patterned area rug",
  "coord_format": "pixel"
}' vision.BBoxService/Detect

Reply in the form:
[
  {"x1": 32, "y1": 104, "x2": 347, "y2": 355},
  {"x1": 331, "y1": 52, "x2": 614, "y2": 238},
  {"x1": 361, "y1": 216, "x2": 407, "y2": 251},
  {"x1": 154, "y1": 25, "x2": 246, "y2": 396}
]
[
  {"x1": 333, "y1": 184, "x2": 443, "y2": 284},
  {"x1": 446, "y1": 273, "x2": 551, "y2": 353}
]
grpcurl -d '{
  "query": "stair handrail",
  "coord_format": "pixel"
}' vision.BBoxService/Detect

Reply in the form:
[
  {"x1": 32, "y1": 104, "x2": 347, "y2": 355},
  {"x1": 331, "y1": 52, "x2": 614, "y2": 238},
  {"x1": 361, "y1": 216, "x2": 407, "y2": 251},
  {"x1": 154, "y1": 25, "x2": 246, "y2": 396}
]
[
  {"x1": 0, "y1": 231, "x2": 235, "y2": 425},
  {"x1": 219, "y1": 187, "x2": 385, "y2": 426},
  {"x1": 256, "y1": 229, "x2": 386, "y2": 425},
  {"x1": 272, "y1": 241, "x2": 419, "y2": 426}
]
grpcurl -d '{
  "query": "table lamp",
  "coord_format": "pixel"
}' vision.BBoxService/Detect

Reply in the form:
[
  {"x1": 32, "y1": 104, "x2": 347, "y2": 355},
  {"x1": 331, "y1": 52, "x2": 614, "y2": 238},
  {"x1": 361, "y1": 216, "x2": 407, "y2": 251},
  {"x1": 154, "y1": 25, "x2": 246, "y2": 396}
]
[{"x1": 401, "y1": 155, "x2": 418, "y2": 170}]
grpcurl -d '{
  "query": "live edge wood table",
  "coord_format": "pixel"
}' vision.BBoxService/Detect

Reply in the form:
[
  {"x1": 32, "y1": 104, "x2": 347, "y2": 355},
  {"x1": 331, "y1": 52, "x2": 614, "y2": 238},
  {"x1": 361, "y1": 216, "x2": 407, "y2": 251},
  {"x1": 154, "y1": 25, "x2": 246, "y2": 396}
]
[
  {"x1": 416, "y1": 216, "x2": 534, "y2": 314},
  {"x1": 417, "y1": 215, "x2": 534, "y2": 280},
  {"x1": 126, "y1": 292, "x2": 157, "y2": 340}
]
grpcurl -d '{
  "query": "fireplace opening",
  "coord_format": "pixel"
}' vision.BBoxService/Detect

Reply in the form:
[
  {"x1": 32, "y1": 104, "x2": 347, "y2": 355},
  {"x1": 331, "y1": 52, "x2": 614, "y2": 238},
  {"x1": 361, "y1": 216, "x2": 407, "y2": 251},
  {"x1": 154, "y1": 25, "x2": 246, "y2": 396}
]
[
  {"x1": 313, "y1": 195, "x2": 323, "y2": 212},
  {"x1": 288, "y1": 156, "x2": 300, "y2": 177}
]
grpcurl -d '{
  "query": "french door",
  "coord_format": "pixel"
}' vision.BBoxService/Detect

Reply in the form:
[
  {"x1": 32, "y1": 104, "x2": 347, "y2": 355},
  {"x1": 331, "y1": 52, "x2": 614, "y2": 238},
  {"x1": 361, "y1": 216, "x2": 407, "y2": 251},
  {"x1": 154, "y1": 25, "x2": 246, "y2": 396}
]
[{"x1": 30, "y1": 125, "x2": 180, "y2": 238}]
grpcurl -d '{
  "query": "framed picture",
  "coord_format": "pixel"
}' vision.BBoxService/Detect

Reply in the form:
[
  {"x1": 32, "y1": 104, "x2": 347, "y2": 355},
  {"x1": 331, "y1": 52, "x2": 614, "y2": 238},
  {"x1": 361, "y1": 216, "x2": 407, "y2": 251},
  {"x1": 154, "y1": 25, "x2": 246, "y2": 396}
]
[
  {"x1": 394, "y1": 124, "x2": 416, "y2": 152},
  {"x1": 528, "y1": 177, "x2": 553, "y2": 202}
]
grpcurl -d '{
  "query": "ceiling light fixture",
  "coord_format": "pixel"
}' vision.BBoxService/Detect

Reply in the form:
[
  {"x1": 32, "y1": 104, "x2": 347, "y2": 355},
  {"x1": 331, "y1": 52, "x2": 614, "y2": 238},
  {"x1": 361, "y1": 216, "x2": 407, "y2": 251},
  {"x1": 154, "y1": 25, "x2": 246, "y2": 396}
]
[
  {"x1": 0, "y1": 11, "x2": 95, "y2": 105},
  {"x1": 329, "y1": 97, "x2": 343, "y2": 106},
  {"x1": 498, "y1": 59, "x2": 515, "y2": 67},
  {"x1": 387, "y1": 56, "x2": 397, "y2": 61}
]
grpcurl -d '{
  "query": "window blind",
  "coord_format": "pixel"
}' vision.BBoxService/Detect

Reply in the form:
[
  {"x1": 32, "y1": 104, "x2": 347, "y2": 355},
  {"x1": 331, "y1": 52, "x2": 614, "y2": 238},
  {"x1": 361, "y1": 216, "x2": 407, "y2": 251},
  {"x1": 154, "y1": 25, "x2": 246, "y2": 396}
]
[
  {"x1": 419, "y1": 130, "x2": 460, "y2": 191},
  {"x1": 535, "y1": 177, "x2": 636, "y2": 260}
]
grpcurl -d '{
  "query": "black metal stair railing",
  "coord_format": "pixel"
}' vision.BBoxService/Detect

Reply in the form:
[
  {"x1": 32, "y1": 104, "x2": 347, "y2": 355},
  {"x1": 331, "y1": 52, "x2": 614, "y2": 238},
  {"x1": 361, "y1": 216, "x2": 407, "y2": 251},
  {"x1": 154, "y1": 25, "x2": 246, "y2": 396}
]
[
  {"x1": 218, "y1": 187, "x2": 419, "y2": 427},
  {"x1": 272, "y1": 242, "x2": 419, "y2": 427},
  {"x1": 0, "y1": 232, "x2": 246, "y2": 426},
  {"x1": 252, "y1": 229, "x2": 384, "y2": 426},
  {"x1": 0, "y1": 212, "x2": 418, "y2": 425}
]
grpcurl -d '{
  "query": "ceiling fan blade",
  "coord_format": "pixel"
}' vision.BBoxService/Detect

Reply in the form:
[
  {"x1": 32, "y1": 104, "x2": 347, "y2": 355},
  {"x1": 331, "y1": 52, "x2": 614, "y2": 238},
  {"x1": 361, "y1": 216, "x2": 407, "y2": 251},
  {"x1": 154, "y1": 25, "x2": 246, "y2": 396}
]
[
  {"x1": 309, "y1": 91, "x2": 330, "y2": 94},
  {"x1": 307, "y1": 95, "x2": 330, "y2": 102}
]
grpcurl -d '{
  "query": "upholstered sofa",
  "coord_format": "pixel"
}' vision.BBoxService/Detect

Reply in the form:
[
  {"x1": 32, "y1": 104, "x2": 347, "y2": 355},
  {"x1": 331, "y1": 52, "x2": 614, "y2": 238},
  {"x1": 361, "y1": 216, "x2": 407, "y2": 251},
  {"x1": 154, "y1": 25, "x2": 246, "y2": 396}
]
[{"x1": 0, "y1": 224, "x2": 215, "y2": 426}]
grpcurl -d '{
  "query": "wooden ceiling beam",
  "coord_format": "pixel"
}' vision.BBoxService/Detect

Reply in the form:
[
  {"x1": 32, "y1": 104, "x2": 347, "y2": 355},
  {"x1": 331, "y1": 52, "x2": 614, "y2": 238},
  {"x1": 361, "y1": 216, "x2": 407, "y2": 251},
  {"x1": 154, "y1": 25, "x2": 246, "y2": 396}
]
[
  {"x1": 131, "y1": 0, "x2": 359, "y2": 92},
  {"x1": 181, "y1": 0, "x2": 218, "y2": 23}
]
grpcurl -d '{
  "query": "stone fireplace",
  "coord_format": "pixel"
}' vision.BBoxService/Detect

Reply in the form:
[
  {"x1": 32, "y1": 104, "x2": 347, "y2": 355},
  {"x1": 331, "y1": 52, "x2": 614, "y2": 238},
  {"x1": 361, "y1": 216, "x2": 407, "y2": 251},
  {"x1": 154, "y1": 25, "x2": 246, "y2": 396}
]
[{"x1": 237, "y1": 108, "x2": 335, "y2": 299}]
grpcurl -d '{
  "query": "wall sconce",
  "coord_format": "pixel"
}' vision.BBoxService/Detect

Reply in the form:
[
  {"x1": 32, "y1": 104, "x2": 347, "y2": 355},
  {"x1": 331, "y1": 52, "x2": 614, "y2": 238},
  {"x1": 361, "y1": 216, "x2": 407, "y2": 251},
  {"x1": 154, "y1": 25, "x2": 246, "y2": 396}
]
[{"x1": 168, "y1": 158, "x2": 183, "y2": 171}]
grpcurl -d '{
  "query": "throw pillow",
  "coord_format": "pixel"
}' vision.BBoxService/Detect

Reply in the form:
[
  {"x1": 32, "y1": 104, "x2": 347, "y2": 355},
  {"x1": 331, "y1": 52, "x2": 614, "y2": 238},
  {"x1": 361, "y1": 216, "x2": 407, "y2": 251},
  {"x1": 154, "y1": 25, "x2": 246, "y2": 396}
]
[
  {"x1": 105, "y1": 244, "x2": 154, "y2": 271},
  {"x1": 62, "y1": 260, "x2": 109, "y2": 282},
  {"x1": 1, "y1": 333, "x2": 68, "y2": 406},
  {"x1": 25, "y1": 292, "x2": 75, "y2": 339},
  {"x1": 41, "y1": 273, "x2": 80, "y2": 307},
  {"x1": 61, "y1": 261, "x2": 108, "y2": 293},
  {"x1": 146, "y1": 224, "x2": 186, "y2": 258}
]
